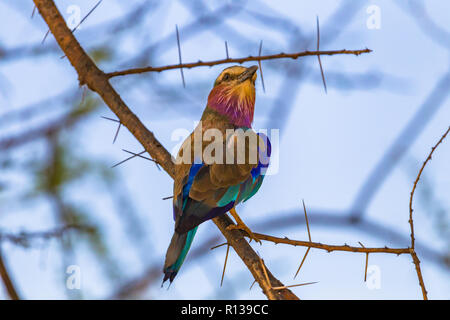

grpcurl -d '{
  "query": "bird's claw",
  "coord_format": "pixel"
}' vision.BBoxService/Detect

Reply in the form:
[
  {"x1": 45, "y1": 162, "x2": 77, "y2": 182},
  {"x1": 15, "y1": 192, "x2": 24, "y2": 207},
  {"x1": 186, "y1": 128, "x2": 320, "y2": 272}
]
[{"x1": 227, "y1": 223, "x2": 261, "y2": 244}]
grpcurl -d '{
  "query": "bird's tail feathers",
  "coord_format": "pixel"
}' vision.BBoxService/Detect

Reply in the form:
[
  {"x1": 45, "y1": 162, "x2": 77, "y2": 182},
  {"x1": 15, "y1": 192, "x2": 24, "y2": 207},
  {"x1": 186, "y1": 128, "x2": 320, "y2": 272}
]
[{"x1": 162, "y1": 227, "x2": 198, "y2": 284}]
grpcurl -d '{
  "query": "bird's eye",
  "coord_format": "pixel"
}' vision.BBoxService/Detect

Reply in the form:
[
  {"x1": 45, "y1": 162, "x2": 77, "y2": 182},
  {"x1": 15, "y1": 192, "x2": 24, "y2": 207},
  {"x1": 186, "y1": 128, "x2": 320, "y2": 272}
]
[{"x1": 222, "y1": 73, "x2": 230, "y2": 81}]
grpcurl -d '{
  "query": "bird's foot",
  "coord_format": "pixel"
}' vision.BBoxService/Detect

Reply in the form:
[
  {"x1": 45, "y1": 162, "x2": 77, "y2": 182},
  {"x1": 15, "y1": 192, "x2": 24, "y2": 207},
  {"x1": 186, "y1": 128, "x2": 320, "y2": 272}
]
[{"x1": 227, "y1": 223, "x2": 261, "y2": 244}]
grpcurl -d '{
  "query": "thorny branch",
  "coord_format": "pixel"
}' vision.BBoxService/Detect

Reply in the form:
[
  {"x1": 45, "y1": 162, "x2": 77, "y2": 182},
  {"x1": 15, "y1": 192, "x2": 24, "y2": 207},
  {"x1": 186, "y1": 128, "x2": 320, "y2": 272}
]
[
  {"x1": 106, "y1": 48, "x2": 371, "y2": 78},
  {"x1": 0, "y1": 224, "x2": 94, "y2": 248}
]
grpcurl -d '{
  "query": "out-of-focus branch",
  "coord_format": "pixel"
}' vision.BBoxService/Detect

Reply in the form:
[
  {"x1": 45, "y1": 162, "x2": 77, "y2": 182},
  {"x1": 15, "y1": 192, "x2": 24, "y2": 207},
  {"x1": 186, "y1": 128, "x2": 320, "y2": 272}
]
[
  {"x1": 0, "y1": 112, "x2": 83, "y2": 151},
  {"x1": 212, "y1": 214, "x2": 298, "y2": 299},
  {"x1": 106, "y1": 48, "x2": 372, "y2": 78},
  {"x1": 350, "y1": 71, "x2": 450, "y2": 220},
  {"x1": 0, "y1": 224, "x2": 94, "y2": 247},
  {"x1": 0, "y1": 250, "x2": 20, "y2": 300},
  {"x1": 408, "y1": 126, "x2": 450, "y2": 300},
  {"x1": 33, "y1": 0, "x2": 175, "y2": 177},
  {"x1": 33, "y1": 0, "x2": 298, "y2": 300}
]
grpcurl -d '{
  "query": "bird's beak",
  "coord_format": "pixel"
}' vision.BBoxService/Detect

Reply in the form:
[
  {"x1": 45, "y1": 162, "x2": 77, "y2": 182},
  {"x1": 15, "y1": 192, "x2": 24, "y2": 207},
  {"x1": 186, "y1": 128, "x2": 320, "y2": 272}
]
[{"x1": 238, "y1": 65, "x2": 258, "y2": 83}]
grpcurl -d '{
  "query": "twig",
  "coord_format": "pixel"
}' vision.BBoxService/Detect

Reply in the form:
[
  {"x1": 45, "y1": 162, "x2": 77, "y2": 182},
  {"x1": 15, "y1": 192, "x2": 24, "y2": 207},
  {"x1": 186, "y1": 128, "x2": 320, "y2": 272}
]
[
  {"x1": 408, "y1": 125, "x2": 449, "y2": 300},
  {"x1": 257, "y1": 253, "x2": 276, "y2": 300},
  {"x1": 59, "y1": 0, "x2": 104, "y2": 60},
  {"x1": 0, "y1": 224, "x2": 94, "y2": 247},
  {"x1": 33, "y1": 0, "x2": 298, "y2": 300},
  {"x1": 253, "y1": 232, "x2": 411, "y2": 255},
  {"x1": 220, "y1": 244, "x2": 230, "y2": 287},
  {"x1": 410, "y1": 251, "x2": 427, "y2": 300},
  {"x1": 106, "y1": 48, "x2": 372, "y2": 78}
]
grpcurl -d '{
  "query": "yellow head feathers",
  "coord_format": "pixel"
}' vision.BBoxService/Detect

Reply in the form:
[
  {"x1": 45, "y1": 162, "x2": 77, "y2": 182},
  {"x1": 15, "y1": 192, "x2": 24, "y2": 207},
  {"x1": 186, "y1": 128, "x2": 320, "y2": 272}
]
[{"x1": 207, "y1": 65, "x2": 258, "y2": 127}]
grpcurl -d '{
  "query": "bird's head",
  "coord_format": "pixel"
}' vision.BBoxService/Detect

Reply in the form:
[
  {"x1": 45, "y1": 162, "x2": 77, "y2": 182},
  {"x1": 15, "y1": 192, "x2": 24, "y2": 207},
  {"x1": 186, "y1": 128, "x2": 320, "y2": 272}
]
[{"x1": 207, "y1": 65, "x2": 258, "y2": 127}]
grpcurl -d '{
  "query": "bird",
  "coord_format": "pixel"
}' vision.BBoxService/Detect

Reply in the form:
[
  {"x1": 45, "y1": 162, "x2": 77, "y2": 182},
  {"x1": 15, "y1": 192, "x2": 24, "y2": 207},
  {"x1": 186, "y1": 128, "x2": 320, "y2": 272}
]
[{"x1": 163, "y1": 65, "x2": 271, "y2": 284}]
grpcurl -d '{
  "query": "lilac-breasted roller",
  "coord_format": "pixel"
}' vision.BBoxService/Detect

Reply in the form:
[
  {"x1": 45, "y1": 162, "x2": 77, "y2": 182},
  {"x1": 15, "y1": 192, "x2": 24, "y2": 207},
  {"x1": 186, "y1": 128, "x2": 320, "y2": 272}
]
[{"x1": 163, "y1": 65, "x2": 271, "y2": 284}]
